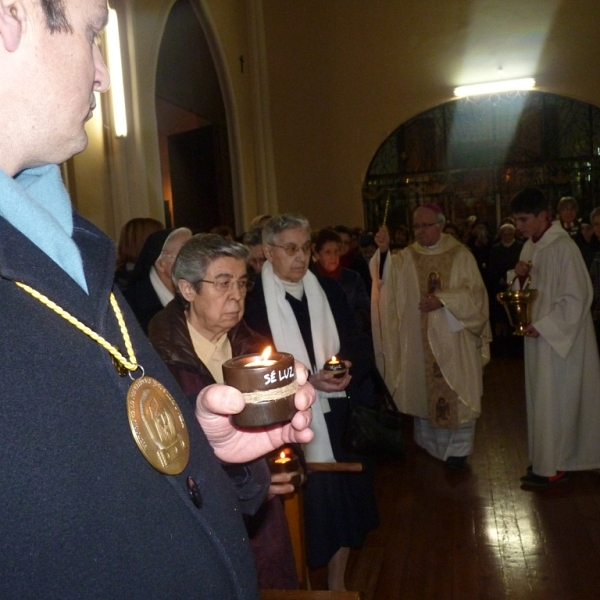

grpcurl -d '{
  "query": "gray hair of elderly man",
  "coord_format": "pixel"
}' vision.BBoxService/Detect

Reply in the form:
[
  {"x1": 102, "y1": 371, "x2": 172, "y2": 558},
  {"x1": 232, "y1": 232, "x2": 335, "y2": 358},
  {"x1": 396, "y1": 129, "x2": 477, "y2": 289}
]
[
  {"x1": 262, "y1": 213, "x2": 311, "y2": 245},
  {"x1": 158, "y1": 227, "x2": 193, "y2": 259},
  {"x1": 171, "y1": 233, "x2": 249, "y2": 291}
]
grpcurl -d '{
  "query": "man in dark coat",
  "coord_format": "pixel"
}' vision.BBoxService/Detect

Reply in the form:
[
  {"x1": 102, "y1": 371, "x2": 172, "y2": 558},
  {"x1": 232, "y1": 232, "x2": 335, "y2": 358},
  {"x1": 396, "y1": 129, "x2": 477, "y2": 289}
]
[{"x1": 0, "y1": 2, "x2": 314, "y2": 597}]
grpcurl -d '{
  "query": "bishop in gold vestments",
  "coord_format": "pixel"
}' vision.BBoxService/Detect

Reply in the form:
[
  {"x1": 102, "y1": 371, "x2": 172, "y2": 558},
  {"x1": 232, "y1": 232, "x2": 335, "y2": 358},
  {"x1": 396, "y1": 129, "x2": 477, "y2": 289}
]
[{"x1": 371, "y1": 205, "x2": 491, "y2": 465}]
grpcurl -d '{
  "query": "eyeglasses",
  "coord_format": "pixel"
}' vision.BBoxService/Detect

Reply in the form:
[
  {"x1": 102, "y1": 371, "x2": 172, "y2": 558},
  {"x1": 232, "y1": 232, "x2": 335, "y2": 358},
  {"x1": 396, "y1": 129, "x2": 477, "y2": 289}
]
[
  {"x1": 200, "y1": 278, "x2": 254, "y2": 294},
  {"x1": 413, "y1": 222, "x2": 440, "y2": 231},
  {"x1": 270, "y1": 241, "x2": 311, "y2": 256}
]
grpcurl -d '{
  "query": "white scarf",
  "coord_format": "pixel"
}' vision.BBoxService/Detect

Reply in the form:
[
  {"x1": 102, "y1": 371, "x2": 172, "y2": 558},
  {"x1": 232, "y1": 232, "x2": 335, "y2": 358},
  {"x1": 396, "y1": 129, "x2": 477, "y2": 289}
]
[{"x1": 262, "y1": 260, "x2": 343, "y2": 462}]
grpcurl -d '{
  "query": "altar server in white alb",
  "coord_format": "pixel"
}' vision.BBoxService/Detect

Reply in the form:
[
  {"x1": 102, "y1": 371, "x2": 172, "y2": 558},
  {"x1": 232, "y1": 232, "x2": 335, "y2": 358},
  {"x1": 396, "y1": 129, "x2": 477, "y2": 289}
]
[
  {"x1": 371, "y1": 204, "x2": 491, "y2": 469},
  {"x1": 510, "y1": 188, "x2": 600, "y2": 486}
]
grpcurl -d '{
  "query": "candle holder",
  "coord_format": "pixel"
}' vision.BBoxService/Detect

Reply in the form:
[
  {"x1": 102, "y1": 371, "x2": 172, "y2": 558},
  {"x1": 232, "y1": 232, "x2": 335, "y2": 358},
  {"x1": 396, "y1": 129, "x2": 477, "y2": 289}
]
[
  {"x1": 268, "y1": 449, "x2": 302, "y2": 488},
  {"x1": 323, "y1": 356, "x2": 348, "y2": 379},
  {"x1": 222, "y1": 351, "x2": 298, "y2": 427}
]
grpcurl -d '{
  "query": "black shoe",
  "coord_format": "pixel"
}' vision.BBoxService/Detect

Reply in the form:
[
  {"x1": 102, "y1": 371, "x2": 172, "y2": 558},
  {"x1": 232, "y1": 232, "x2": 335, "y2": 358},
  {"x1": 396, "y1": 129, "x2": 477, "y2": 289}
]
[
  {"x1": 446, "y1": 456, "x2": 467, "y2": 470},
  {"x1": 520, "y1": 471, "x2": 568, "y2": 486}
]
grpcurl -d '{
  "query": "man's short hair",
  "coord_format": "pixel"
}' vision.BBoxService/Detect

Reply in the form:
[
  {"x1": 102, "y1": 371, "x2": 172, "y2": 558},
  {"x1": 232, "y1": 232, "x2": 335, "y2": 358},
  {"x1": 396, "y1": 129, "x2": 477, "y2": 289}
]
[
  {"x1": 262, "y1": 214, "x2": 311, "y2": 245},
  {"x1": 510, "y1": 188, "x2": 549, "y2": 216},
  {"x1": 419, "y1": 203, "x2": 446, "y2": 224},
  {"x1": 590, "y1": 207, "x2": 600, "y2": 222},
  {"x1": 40, "y1": 0, "x2": 72, "y2": 33},
  {"x1": 159, "y1": 227, "x2": 193, "y2": 259}
]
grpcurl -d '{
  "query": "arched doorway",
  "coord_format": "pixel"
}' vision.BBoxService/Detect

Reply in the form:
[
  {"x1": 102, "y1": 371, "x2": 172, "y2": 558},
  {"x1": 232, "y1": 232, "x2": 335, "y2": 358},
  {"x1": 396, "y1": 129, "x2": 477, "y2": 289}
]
[
  {"x1": 363, "y1": 91, "x2": 600, "y2": 233},
  {"x1": 155, "y1": 0, "x2": 233, "y2": 231}
]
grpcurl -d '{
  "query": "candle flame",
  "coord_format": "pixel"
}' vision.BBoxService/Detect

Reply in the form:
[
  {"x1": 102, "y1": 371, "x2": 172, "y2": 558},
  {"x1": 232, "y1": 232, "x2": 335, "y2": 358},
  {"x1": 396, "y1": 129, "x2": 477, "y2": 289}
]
[
  {"x1": 280, "y1": 451, "x2": 286, "y2": 460},
  {"x1": 330, "y1": 356, "x2": 339, "y2": 364},
  {"x1": 261, "y1": 346, "x2": 272, "y2": 361}
]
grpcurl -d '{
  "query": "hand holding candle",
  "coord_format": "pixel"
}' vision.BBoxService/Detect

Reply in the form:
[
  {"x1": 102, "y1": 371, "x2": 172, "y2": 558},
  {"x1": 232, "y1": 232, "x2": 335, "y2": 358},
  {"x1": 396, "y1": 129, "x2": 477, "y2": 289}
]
[
  {"x1": 308, "y1": 356, "x2": 352, "y2": 393},
  {"x1": 268, "y1": 447, "x2": 303, "y2": 490},
  {"x1": 323, "y1": 355, "x2": 348, "y2": 379},
  {"x1": 194, "y1": 360, "x2": 314, "y2": 464},
  {"x1": 222, "y1": 347, "x2": 299, "y2": 427}
]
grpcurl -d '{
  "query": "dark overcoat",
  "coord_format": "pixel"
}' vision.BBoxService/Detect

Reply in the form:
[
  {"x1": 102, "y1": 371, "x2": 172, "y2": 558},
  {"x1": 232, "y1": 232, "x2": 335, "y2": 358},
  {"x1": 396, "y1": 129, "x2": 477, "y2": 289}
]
[
  {"x1": 148, "y1": 296, "x2": 299, "y2": 590},
  {"x1": 0, "y1": 214, "x2": 260, "y2": 599},
  {"x1": 243, "y1": 273, "x2": 379, "y2": 568}
]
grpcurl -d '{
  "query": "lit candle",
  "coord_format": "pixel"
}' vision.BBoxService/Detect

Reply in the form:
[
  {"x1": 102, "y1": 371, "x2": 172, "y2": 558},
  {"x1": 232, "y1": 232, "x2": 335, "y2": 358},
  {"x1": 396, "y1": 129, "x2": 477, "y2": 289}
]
[
  {"x1": 269, "y1": 448, "x2": 302, "y2": 488},
  {"x1": 222, "y1": 349, "x2": 298, "y2": 427},
  {"x1": 323, "y1": 355, "x2": 348, "y2": 378},
  {"x1": 245, "y1": 346, "x2": 276, "y2": 367},
  {"x1": 274, "y1": 451, "x2": 291, "y2": 465}
]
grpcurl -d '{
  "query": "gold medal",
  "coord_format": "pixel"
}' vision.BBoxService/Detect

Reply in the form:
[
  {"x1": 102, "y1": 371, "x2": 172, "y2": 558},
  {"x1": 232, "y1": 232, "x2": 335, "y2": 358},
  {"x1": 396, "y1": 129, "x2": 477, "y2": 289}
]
[
  {"x1": 14, "y1": 282, "x2": 190, "y2": 474},
  {"x1": 127, "y1": 376, "x2": 190, "y2": 475}
]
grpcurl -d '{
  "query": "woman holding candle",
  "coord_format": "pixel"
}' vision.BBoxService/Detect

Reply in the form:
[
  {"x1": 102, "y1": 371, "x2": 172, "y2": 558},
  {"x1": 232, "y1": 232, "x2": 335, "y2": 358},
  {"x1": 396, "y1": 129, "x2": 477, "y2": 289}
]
[
  {"x1": 244, "y1": 214, "x2": 379, "y2": 592},
  {"x1": 148, "y1": 233, "x2": 300, "y2": 590}
]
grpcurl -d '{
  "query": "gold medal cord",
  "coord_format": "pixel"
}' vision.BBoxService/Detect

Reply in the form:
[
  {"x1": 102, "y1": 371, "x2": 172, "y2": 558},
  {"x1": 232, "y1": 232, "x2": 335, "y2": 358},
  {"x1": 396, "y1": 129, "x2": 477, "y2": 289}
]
[{"x1": 15, "y1": 281, "x2": 138, "y2": 373}]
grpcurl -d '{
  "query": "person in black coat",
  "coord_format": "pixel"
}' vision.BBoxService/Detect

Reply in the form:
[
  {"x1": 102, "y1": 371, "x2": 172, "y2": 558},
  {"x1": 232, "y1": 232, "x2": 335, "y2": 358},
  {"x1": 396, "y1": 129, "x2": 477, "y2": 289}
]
[{"x1": 244, "y1": 214, "x2": 379, "y2": 592}]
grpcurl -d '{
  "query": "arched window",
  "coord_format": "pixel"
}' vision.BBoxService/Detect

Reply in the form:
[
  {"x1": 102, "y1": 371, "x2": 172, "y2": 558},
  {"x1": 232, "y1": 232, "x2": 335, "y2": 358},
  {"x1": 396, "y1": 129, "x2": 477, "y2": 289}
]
[{"x1": 363, "y1": 92, "x2": 600, "y2": 232}]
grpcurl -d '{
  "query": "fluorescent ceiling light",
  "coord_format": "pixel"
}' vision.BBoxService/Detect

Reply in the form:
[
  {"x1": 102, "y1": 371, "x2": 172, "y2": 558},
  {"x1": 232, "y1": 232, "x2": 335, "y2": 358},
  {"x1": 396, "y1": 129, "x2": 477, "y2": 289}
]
[
  {"x1": 106, "y1": 8, "x2": 128, "y2": 137},
  {"x1": 454, "y1": 78, "x2": 535, "y2": 97}
]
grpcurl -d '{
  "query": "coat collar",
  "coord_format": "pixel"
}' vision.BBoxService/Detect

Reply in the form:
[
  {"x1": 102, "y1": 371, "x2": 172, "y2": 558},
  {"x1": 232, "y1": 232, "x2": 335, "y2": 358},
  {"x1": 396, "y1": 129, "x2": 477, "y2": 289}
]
[{"x1": 0, "y1": 213, "x2": 117, "y2": 329}]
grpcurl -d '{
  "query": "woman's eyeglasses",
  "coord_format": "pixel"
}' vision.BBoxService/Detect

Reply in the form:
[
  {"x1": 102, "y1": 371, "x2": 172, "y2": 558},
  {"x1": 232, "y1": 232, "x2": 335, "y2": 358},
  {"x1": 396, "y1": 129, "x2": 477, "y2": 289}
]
[
  {"x1": 199, "y1": 278, "x2": 254, "y2": 294},
  {"x1": 269, "y1": 241, "x2": 311, "y2": 256}
]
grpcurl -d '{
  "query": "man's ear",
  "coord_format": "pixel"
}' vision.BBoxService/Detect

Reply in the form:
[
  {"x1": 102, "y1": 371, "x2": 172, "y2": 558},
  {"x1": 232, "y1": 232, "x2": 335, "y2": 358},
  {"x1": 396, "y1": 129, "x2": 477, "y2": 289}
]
[
  {"x1": 262, "y1": 243, "x2": 273, "y2": 262},
  {"x1": 0, "y1": 1, "x2": 24, "y2": 53},
  {"x1": 178, "y1": 279, "x2": 195, "y2": 302}
]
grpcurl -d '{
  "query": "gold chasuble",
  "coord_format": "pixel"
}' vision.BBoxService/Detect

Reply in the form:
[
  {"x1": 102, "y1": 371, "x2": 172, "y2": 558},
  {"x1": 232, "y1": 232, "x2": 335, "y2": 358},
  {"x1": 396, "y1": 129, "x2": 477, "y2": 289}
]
[
  {"x1": 371, "y1": 234, "x2": 491, "y2": 433},
  {"x1": 410, "y1": 246, "x2": 461, "y2": 429}
]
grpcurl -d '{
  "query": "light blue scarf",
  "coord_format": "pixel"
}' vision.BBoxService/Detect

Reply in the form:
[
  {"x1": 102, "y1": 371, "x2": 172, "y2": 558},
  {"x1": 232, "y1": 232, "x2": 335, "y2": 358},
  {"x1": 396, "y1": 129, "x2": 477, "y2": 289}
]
[{"x1": 0, "y1": 164, "x2": 88, "y2": 292}]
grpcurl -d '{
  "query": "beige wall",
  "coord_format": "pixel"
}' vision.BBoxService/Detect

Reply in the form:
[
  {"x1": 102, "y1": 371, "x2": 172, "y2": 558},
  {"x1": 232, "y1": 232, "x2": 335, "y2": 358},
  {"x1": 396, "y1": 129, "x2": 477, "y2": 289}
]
[
  {"x1": 71, "y1": 0, "x2": 266, "y2": 239},
  {"x1": 70, "y1": 0, "x2": 600, "y2": 238},
  {"x1": 262, "y1": 0, "x2": 600, "y2": 229}
]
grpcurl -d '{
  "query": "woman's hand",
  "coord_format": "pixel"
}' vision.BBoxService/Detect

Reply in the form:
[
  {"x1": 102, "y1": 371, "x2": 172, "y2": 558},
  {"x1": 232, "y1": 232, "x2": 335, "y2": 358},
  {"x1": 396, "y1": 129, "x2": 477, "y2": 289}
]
[
  {"x1": 267, "y1": 469, "x2": 306, "y2": 499},
  {"x1": 308, "y1": 360, "x2": 352, "y2": 392}
]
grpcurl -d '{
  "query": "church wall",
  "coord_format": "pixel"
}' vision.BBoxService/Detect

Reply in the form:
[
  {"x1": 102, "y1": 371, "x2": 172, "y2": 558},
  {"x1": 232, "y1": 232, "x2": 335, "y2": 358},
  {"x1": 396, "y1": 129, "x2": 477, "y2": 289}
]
[
  {"x1": 70, "y1": 0, "x2": 600, "y2": 238},
  {"x1": 261, "y1": 0, "x2": 600, "y2": 230}
]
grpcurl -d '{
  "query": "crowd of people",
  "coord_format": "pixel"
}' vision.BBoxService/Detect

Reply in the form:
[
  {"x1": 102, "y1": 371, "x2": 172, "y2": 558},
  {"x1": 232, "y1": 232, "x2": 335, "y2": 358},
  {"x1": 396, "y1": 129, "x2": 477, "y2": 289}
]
[{"x1": 107, "y1": 189, "x2": 600, "y2": 589}]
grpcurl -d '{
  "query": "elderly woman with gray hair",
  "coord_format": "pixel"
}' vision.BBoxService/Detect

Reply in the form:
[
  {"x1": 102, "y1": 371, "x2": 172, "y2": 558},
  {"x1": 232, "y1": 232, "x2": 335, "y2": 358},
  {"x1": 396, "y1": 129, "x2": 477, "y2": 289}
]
[
  {"x1": 244, "y1": 214, "x2": 379, "y2": 591},
  {"x1": 148, "y1": 233, "x2": 299, "y2": 590}
]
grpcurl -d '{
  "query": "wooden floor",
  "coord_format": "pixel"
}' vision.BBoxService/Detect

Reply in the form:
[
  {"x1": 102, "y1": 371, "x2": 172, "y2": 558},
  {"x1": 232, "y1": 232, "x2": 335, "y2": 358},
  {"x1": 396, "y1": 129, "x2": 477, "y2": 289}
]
[{"x1": 311, "y1": 341, "x2": 600, "y2": 599}]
